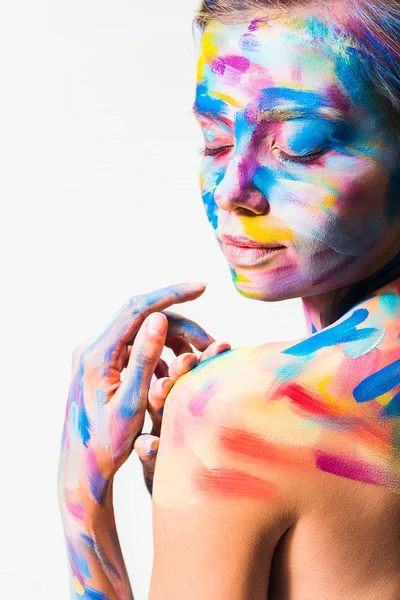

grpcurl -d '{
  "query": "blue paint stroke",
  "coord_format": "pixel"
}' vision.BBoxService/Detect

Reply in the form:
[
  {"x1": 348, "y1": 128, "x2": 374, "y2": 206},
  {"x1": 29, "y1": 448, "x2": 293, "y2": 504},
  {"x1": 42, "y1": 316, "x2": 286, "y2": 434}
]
[
  {"x1": 70, "y1": 364, "x2": 91, "y2": 446},
  {"x1": 83, "y1": 586, "x2": 111, "y2": 600},
  {"x1": 89, "y1": 468, "x2": 108, "y2": 505},
  {"x1": 274, "y1": 356, "x2": 308, "y2": 382},
  {"x1": 381, "y1": 391, "x2": 400, "y2": 418},
  {"x1": 283, "y1": 309, "x2": 374, "y2": 356},
  {"x1": 81, "y1": 534, "x2": 121, "y2": 579},
  {"x1": 353, "y1": 360, "x2": 400, "y2": 403},
  {"x1": 119, "y1": 350, "x2": 146, "y2": 420},
  {"x1": 195, "y1": 83, "x2": 228, "y2": 116},
  {"x1": 342, "y1": 327, "x2": 385, "y2": 359},
  {"x1": 379, "y1": 293, "x2": 400, "y2": 317}
]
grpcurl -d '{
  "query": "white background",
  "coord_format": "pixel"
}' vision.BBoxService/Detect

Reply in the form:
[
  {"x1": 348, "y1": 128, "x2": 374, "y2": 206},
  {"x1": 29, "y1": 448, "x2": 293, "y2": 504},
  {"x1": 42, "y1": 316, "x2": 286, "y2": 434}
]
[{"x1": 0, "y1": 1, "x2": 305, "y2": 598}]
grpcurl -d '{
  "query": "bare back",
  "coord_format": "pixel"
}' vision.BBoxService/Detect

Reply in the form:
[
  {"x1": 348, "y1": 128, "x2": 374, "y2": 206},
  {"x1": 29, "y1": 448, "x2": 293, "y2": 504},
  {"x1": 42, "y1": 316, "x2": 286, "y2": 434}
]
[{"x1": 152, "y1": 280, "x2": 400, "y2": 599}]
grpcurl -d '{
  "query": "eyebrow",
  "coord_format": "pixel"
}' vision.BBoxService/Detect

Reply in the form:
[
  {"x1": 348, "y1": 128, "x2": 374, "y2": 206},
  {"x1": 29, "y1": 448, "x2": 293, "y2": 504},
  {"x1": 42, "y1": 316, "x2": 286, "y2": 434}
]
[
  {"x1": 192, "y1": 104, "x2": 235, "y2": 128},
  {"x1": 192, "y1": 104, "x2": 346, "y2": 129},
  {"x1": 257, "y1": 106, "x2": 347, "y2": 123}
]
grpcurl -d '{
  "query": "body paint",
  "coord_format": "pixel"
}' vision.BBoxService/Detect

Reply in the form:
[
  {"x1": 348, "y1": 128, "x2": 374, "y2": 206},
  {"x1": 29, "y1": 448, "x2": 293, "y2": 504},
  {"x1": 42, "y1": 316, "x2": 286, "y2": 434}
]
[
  {"x1": 155, "y1": 278, "x2": 400, "y2": 507},
  {"x1": 194, "y1": 17, "x2": 400, "y2": 323}
]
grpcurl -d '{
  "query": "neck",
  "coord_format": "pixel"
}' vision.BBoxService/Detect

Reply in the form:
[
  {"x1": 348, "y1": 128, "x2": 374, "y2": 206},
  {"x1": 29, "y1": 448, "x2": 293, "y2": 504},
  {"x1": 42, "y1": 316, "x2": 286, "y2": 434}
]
[{"x1": 302, "y1": 250, "x2": 400, "y2": 334}]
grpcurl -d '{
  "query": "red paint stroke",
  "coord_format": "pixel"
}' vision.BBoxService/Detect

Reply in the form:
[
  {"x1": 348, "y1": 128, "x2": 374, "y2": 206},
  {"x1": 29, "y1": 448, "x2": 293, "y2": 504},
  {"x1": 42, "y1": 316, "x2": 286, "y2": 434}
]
[
  {"x1": 219, "y1": 428, "x2": 310, "y2": 472},
  {"x1": 315, "y1": 451, "x2": 396, "y2": 488},
  {"x1": 275, "y1": 382, "x2": 337, "y2": 419},
  {"x1": 194, "y1": 468, "x2": 279, "y2": 501}
]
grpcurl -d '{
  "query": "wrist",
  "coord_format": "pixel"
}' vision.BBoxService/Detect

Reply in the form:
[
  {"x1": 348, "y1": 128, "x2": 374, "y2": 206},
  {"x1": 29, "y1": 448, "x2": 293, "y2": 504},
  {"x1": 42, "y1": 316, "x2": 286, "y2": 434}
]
[{"x1": 59, "y1": 477, "x2": 115, "y2": 524}]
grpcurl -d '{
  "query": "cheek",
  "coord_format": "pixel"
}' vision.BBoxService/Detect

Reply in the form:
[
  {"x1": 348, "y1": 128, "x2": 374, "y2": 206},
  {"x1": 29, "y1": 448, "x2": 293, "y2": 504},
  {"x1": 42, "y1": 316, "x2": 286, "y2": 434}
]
[
  {"x1": 270, "y1": 165, "x2": 391, "y2": 257},
  {"x1": 200, "y1": 166, "x2": 223, "y2": 231}
]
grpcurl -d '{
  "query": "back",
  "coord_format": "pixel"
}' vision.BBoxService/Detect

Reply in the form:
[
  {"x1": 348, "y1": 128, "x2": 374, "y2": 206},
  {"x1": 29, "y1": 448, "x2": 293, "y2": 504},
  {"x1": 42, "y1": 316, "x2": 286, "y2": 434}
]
[{"x1": 152, "y1": 282, "x2": 400, "y2": 599}]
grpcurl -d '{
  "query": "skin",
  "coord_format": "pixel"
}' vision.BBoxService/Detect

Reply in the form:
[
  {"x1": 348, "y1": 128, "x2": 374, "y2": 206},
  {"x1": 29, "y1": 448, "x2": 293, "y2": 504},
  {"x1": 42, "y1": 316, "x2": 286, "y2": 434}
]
[
  {"x1": 150, "y1": 12, "x2": 400, "y2": 600},
  {"x1": 60, "y1": 8, "x2": 400, "y2": 600},
  {"x1": 194, "y1": 14, "x2": 400, "y2": 329},
  {"x1": 59, "y1": 282, "x2": 230, "y2": 598}
]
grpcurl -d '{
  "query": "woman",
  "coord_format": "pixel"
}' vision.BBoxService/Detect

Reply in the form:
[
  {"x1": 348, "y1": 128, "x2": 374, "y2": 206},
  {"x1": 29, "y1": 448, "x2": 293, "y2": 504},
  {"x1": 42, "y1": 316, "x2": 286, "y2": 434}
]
[{"x1": 59, "y1": 1, "x2": 400, "y2": 598}]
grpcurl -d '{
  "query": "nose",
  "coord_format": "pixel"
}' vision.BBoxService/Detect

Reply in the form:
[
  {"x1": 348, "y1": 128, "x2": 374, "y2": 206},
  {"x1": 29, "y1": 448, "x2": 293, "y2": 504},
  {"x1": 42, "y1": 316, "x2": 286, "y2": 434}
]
[{"x1": 213, "y1": 154, "x2": 269, "y2": 215}]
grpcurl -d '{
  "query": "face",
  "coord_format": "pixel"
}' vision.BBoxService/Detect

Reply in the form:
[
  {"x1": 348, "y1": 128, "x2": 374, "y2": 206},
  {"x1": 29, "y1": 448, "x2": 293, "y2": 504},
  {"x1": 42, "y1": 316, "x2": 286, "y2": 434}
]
[{"x1": 194, "y1": 15, "x2": 400, "y2": 301}]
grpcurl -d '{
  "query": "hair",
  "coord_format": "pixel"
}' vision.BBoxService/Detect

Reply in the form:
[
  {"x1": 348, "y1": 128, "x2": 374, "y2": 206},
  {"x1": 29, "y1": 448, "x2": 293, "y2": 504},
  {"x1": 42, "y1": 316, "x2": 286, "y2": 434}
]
[{"x1": 195, "y1": 0, "x2": 400, "y2": 133}]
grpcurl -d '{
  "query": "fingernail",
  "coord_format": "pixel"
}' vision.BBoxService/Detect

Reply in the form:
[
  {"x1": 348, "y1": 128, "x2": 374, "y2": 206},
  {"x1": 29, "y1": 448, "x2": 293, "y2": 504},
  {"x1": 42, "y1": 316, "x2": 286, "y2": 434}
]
[
  {"x1": 217, "y1": 341, "x2": 231, "y2": 350},
  {"x1": 147, "y1": 313, "x2": 166, "y2": 336},
  {"x1": 188, "y1": 282, "x2": 207, "y2": 287},
  {"x1": 147, "y1": 438, "x2": 159, "y2": 455}
]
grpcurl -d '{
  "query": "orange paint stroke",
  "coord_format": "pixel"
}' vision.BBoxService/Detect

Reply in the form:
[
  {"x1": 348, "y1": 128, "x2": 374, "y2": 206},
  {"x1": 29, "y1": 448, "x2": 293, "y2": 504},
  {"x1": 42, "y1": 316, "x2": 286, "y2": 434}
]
[
  {"x1": 194, "y1": 468, "x2": 279, "y2": 501},
  {"x1": 219, "y1": 427, "x2": 312, "y2": 472}
]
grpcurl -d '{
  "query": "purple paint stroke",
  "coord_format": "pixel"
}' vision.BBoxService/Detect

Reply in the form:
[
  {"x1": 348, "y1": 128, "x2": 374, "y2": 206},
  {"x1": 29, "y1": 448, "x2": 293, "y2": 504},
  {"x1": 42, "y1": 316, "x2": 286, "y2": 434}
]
[
  {"x1": 188, "y1": 382, "x2": 216, "y2": 418},
  {"x1": 248, "y1": 18, "x2": 266, "y2": 32},
  {"x1": 315, "y1": 451, "x2": 394, "y2": 487},
  {"x1": 66, "y1": 501, "x2": 86, "y2": 522}
]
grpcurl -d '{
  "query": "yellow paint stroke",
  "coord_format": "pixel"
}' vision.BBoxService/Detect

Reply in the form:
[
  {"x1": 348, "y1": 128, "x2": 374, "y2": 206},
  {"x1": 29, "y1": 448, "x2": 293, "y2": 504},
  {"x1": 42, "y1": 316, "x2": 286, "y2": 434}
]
[
  {"x1": 211, "y1": 90, "x2": 244, "y2": 108},
  {"x1": 234, "y1": 272, "x2": 252, "y2": 283},
  {"x1": 197, "y1": 32, "x2": 218, "y2": 81},
  {"x1": 73, "y1": 576, "x2": 85, "y2": 595},
  {"x1": 318, "y1": 376, "x2": 344, "y2": 411},
  {"x1": 242, "y1": 219, "x2": 295, "y2": 243},
  {"x1": 375, "y1": 391, "x2": 392, "y2": 408}
]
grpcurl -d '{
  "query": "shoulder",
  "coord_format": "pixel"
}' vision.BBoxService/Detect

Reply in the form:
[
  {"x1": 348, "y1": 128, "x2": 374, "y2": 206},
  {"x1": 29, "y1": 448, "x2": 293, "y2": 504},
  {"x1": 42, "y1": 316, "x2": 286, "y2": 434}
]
[{"x1": 157, "y1": 306, "x2": 400, "y2": 502}]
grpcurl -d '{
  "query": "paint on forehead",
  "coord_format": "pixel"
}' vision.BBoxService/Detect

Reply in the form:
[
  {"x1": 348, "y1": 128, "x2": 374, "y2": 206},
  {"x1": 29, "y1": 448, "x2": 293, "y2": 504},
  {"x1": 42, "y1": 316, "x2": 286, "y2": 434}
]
[
  {"x1": 198, "y1": 18, "x2": 375, "y2": 115},
  {"x1": 196, "y1": 82, "x2": 229, "y2": 116}
]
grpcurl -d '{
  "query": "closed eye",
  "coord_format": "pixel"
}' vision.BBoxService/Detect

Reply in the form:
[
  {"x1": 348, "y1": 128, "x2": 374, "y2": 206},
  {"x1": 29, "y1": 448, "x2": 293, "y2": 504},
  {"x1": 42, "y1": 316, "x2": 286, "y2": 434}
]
[
  {"x1": 275, "y1": 148, "x2": 326, "y2": 165},
  {"x1": 199, "y1": 145, "x2": 234, "y2": 157}
]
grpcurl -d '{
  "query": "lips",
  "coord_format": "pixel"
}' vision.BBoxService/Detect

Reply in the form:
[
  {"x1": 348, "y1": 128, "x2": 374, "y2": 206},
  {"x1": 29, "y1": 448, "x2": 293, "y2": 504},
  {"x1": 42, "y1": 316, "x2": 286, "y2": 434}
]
[{"x1": 219, "y1": 234, "x2": 286, "y2": 267}]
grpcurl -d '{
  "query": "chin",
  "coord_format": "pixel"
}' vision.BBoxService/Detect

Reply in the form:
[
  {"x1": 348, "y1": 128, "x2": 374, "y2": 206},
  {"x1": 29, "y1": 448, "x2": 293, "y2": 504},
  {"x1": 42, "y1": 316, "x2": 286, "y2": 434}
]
[{"x1": 229, "y1": 265, "x2": 305, "y2": 302}]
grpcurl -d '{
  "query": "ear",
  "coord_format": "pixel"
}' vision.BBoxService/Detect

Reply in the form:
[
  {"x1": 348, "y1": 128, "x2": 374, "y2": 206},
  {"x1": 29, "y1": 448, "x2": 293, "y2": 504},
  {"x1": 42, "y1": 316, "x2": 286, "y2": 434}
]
[{"x1": 192, "y1": 19, "x2": 204, "y2": 58}]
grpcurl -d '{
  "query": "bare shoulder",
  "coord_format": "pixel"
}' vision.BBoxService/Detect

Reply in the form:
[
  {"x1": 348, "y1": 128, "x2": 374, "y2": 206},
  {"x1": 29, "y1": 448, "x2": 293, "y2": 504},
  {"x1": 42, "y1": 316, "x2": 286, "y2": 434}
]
[
  {"x1": 150, "y1": 301, "x2": 400, "y2": 598},
  {"x1": 151, "y1": 304, "x2": 400, "y2": 598},
  {"x1": 156, "y1": 299, "x2": 400, "y2": 504}
]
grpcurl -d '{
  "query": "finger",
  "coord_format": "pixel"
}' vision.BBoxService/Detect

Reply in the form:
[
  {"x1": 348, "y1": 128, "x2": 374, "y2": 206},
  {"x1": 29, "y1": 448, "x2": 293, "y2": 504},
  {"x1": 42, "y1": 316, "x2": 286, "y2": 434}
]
[
  {"x1": 168, "y1": 352, "x2": 198, "y2": 380},
  {"x1": 165, "y1": 335, "x2": 193, "y2": 356},
  {"x1": 154, "y1": 358, "x2": 169, "y2": 379},
  {"x1": 163, "y1": 311, "x2": 215, "y2": 352},
  {"x1": 112, "y1": 313, "x2": 168, "y2": 455},
  {"x1": 148, "y1": 377, "x2": 174, "y2": 435},
  {"x1": 134, "y1": 434, "x2": 160, "y2": 495},
  {"x1": 199, "y1": 341, "x2": 231, "y2": 363},
  {"x1": 134, "y1": 433, "x2": 160, "y2": 461},
  {"x1": 84, "y1": 283, "x2": 207, "y2": 369}
]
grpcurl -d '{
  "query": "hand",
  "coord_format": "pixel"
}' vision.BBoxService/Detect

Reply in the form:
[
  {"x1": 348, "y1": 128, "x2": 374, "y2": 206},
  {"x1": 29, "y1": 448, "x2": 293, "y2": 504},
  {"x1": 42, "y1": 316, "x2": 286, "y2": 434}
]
[
  {"x1": 59, "y1": 282, "x2": 214, "y2": 508},
  {"x1": 133, "y1": 340, "x2": 232, "y2": 495}
]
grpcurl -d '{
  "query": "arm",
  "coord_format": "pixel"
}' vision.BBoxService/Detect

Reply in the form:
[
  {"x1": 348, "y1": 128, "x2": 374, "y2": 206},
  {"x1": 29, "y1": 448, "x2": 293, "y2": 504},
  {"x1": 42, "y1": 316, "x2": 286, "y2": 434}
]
[
  {"x1": 59, "y1": 479, "x2": 132, "y2": 599},
  {"x1": 58, "y1": 283, "x2": 213, "y2": 599}
]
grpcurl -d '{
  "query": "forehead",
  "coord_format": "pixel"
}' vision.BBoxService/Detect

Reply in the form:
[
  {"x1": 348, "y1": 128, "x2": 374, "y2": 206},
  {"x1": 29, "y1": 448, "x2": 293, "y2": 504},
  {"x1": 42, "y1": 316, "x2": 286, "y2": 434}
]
[{"x1": 196, "y1": 18, "x2": 363, "y2": 118}]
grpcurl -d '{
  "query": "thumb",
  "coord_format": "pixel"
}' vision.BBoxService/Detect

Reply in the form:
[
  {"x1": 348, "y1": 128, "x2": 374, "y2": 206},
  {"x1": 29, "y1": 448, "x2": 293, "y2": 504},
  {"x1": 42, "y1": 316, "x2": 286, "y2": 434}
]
[
  {"x1": 134, "y1": 433, "x2": 160, "y2": 462},
  {"x1": 115, "y1": 312, "x2": 168, "y2": 422}
]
